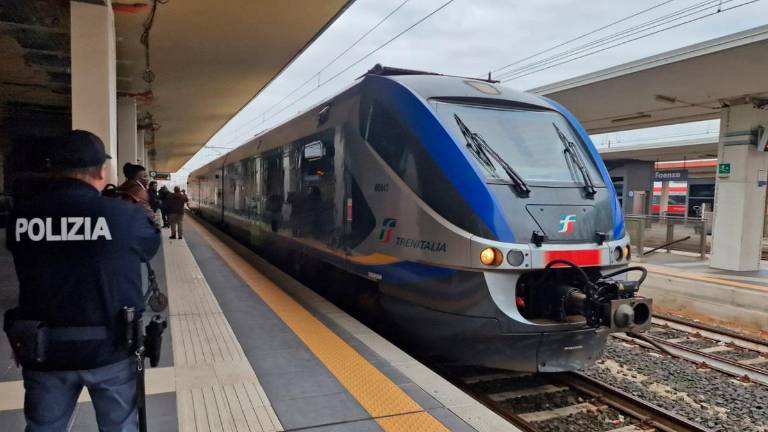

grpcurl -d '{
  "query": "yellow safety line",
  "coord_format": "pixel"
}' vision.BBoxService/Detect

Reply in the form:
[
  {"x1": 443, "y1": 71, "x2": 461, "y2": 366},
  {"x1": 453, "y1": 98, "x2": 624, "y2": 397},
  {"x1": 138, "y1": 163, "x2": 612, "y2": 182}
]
[
  {"x1": 645, "y1": 264, "x2": 768, "y2": 293},
  {"x1": 188, "y1": 218, "x2": 449, "y2": 432}
]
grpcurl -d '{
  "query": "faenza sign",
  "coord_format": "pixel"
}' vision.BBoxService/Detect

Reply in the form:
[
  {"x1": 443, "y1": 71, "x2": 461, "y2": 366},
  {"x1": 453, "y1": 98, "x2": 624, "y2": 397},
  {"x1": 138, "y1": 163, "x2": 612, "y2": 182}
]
[{"x1": 654, "y1": 169, "x2": 688, "y2": 181}]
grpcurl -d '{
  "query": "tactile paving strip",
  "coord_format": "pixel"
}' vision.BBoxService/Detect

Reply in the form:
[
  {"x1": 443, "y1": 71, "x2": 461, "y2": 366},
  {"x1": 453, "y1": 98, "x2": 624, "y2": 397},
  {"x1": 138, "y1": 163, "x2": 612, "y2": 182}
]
[
  {"x1": 189, "y1": 218, "x2": 449, "y2": 432},
  {"x1": 164, "y1": 236, "x2": 282, "y2": 432}
]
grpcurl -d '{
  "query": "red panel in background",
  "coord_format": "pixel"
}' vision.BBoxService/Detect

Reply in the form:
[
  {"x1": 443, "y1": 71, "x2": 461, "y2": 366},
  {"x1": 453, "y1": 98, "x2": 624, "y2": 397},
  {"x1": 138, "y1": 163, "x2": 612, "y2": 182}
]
[{"x1": 544, "y1": 249, "x2": 602, "y2": 267}]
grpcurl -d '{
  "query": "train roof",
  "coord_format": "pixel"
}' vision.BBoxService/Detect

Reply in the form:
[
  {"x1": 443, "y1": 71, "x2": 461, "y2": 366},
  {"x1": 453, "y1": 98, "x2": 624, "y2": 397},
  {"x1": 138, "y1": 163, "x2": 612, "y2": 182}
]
[
  {"x1": 189, "y1": 65, "x2": 555, "y2": 178},
  {"x1": 365, "y1": 65, "x2": 553, "y2": 110}
]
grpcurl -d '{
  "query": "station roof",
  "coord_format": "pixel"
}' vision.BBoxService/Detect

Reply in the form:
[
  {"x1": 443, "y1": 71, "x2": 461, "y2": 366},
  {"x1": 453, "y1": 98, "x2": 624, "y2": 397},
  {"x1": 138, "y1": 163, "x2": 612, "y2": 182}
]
[
  {"x1": 115, "y1": 0, "x2": 352, "y2": 172},
  {"x1": 0, "y1": 0, "x2": 352, "y2": 172},
  {"x1": 532, "y1": 24, "x2": 768, "y2": 134},
  {"x1": 597, "y1": 136, "x2": 718, "y2": 162}
]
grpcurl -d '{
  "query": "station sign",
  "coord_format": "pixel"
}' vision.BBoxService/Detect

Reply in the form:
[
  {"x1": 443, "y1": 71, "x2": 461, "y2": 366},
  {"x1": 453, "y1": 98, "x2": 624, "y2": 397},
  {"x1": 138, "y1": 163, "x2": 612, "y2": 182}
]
[
  {"x1": 654, "y1": 169, "x2": 688, "y2": 181},
  {"x1": 149, "y1": 171, "x2": 171, "y2": 181},
  {"x1": 717, "y1": 163, "x2": 731, "y2": 178}
]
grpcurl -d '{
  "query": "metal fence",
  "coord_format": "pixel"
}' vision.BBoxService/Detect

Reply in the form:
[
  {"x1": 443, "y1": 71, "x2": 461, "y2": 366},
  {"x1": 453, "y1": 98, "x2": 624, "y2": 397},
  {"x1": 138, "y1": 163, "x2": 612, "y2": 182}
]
[{"x1": 625, "y1": 214, "x2": 709, "y2": 259}]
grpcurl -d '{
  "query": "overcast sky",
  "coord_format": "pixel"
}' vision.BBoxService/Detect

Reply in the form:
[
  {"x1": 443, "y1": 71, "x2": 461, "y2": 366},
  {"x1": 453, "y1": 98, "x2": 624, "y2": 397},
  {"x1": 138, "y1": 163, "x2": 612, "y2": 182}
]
[{"x1": 177, "y1": 0, "x2": 767, "y2": 177}]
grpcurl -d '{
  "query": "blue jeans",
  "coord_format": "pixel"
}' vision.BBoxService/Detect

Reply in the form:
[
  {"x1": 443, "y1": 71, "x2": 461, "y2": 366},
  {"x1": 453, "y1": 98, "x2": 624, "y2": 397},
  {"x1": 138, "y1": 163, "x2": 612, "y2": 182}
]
[{"x1": 22, "y1": 358, "x2": 138, "y2": 432}]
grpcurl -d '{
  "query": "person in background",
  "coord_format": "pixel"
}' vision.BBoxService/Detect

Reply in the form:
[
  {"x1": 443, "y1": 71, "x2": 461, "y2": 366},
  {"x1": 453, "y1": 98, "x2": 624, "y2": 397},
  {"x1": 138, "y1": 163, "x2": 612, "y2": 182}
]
[
  {"x1": 181, "y1": 189, "x2": 190, "y2": 211},
  {"x1": 165, "y1": 186, "x2": 188, "y2": 240},
  {"x1": 158, "y1": 185, "x2": 170, "y2": 228},
  {"x1": 117, "y1": 163, "x2": 153, "y2": 219},
  {"x1": 148, "y1": 181, "x2": 160, "y2": 221}
]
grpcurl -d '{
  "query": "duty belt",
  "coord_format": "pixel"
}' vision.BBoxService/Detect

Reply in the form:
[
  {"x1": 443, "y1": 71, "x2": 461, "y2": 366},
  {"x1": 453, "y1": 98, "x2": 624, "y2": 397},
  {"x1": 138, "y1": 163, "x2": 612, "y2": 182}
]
[{"x1": 48, "y1": 326, "x2": 108, "y2": 341}]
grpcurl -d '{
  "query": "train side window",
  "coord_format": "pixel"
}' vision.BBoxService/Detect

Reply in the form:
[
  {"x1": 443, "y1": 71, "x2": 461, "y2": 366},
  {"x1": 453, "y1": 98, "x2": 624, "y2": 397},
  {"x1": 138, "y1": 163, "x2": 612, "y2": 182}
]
[
  {"x1": 303, "y1": 141, "x2": 323, "y2": 160},
  {"x1": 364, "y1": 104, "x2": 409, "y2": 176},
  {"x1": 361, "y1": 100, "x2": 496, "y2": 240}
]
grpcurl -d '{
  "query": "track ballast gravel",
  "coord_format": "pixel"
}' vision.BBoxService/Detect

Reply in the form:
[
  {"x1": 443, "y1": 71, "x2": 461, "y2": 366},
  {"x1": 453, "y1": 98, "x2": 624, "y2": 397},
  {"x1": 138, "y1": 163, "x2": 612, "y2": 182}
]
[{"x1": 583, "y1": 338, "x2": 768, "y2": 431}]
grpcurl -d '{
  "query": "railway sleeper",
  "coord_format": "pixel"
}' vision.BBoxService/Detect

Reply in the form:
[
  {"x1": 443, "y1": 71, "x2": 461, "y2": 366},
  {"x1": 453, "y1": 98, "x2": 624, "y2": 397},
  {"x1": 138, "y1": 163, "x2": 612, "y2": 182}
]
[
  {"x1": 519, "y1": 402, "x2": 603, "y2": 423},
  {"x1": 488, "y1": 384, "x2": 568, "y2": 401}
]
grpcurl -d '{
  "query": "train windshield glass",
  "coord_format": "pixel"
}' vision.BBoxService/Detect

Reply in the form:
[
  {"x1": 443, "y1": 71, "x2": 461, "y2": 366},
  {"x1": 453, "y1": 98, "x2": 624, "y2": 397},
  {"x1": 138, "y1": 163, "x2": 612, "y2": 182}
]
[{"x1": 433, "y1": 101, "x2": 605, "y2": 186}]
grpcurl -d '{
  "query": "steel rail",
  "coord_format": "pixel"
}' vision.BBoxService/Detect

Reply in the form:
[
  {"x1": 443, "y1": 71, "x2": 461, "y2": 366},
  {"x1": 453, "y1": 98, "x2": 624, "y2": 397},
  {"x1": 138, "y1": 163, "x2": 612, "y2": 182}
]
[
  {"x1": 653, "y1": 313, "x2": 768, "y2": 349},
  {"x1": 636, "y1": 333, "x2": 768, "y2": 386},
  {"x1": 560, "y1": 372, "x2": 711, "y2": 432},
  {"x1": 445, "y1": 373, "x2": 544, "y2": 432},
  {"x1": 444, "y1": 366, "x2": 711, "y2": 432}
]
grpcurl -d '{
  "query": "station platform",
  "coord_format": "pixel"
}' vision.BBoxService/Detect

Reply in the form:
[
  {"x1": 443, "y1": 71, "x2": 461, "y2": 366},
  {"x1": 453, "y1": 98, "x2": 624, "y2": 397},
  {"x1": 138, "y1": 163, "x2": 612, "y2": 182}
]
[
  {"x1": 0, "y1": 218, "x2": 512, "y2": 431},
  {"x1": 635, "y1": 250, "x2": 768, "y2": 336},
  {"x1": 639, "y1": 250, "x2": 768, "y2": 288}
]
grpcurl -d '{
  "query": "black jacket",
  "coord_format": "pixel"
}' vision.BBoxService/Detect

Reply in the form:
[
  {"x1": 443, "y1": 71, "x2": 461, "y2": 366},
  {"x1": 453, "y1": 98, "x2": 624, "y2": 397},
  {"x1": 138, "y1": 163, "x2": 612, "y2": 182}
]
[{"x1": 6, "y1": 178, "x2": 160, "y2": 370}]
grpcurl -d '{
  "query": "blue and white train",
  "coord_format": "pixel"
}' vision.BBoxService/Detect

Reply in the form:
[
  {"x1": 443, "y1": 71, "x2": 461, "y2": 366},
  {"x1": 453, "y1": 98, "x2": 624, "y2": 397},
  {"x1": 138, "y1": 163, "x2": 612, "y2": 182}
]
[{"x1": 188, "y1": 65, "x2": 651, "y2": 372}]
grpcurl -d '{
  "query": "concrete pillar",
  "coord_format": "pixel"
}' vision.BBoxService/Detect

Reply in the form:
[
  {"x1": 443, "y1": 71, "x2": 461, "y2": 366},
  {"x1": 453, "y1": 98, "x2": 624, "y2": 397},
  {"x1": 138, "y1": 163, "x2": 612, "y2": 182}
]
[
  {"x1": 70, "y1": 0, "x2": 117, "y2": 183},
  {"x1": 117, "y1": 97, "x2": 138, "y2": 183},
  {"x1": 710, "y1": 104, "x2": 768, "y2": 271},
  {"x1": 659, "y1": 181, "x2": 670, "y2": 216}
]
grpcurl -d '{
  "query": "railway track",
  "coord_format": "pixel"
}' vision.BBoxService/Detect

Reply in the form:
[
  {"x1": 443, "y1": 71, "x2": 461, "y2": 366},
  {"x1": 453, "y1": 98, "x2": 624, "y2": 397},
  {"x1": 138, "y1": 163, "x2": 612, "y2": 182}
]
[
  {"x1": 614, "y1": 315, "x2": 768, "y2": 386},
  {"x1": 445, "y1": 367, "x2": 709, "y2": 432}
]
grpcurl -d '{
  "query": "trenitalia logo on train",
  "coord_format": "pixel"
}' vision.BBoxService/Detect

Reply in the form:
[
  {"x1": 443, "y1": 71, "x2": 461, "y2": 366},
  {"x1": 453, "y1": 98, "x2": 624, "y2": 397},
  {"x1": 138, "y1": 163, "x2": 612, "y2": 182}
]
[
  {"x1": 394, "y1": 237, "x2": 448, "y2": 253},
  {"x1": 558, "y1": 214, "x2": 577, "y2": 233},
  {"x1": 378, "y1": 218, "x2": 447, "y2": 252}
]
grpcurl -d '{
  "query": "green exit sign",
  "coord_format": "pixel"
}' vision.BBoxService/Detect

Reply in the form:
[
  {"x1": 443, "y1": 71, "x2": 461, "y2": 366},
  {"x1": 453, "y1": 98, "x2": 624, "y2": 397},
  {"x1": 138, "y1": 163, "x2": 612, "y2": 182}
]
[{"x1": 718, "y1": 163, "x2": 731, "y2": 177}]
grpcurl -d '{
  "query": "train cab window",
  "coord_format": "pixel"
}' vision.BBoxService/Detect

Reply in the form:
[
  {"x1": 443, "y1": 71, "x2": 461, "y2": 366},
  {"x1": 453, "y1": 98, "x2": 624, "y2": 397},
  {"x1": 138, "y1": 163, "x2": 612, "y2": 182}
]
[{"x1": 433, "y1": 101, "x2": 605, "y2": 186}]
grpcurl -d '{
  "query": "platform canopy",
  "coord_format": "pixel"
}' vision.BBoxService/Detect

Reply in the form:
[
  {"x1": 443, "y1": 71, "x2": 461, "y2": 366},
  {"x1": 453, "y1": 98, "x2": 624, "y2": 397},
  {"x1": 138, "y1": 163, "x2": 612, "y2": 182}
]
[
  {"x1": 532, "y1": 24, "x2": 768, "y2": 135},
  {"x1": 115, "y1": 0, "x2": 352, "y2": 172},
  {"x1": 0, "y1": 0, "x2": 352, "y2": 173},
  {"x1": 598, "y1": 137, "x2": 718, "y2": 162}
]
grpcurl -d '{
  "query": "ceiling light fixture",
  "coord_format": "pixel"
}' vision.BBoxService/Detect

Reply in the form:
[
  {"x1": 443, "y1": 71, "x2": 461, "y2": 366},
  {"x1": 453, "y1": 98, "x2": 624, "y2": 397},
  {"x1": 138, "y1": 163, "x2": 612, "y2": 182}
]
[
  {"x1": 654, "y1": 94, "x2": 677, "y2": 104},
  {"x1": 611, "y1": 113, "x2": 652, "y2": 124}
]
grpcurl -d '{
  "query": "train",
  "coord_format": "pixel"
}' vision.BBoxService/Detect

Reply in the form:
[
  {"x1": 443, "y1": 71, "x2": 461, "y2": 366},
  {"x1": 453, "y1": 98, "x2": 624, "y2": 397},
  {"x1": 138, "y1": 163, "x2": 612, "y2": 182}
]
[
  {"x1": 188, "y1": 65, "x2": 652, "y2": 372},
  {"x1": 651, "y1": 180, "x2": 715, "y2": 217}
]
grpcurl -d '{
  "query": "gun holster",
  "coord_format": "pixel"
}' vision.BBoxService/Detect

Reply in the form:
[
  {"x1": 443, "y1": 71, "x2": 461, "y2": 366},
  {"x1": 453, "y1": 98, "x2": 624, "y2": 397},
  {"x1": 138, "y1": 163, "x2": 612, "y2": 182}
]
[
  {"x1": 3, "y1": 308, "x2": 48, "y2": 365},
  {"x1": 144, "y1": 315, "x2": 167, "y2": 367}
]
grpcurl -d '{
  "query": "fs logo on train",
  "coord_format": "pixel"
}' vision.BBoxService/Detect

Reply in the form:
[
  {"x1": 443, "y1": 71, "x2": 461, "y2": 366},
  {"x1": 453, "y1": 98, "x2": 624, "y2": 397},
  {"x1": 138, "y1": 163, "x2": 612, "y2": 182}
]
[
  {"x1": 379, "y1": 218, "x2": 398, "y2": 243},
  {"x1": 558, "y1": 214, "x2": 577, "y2": 233}
]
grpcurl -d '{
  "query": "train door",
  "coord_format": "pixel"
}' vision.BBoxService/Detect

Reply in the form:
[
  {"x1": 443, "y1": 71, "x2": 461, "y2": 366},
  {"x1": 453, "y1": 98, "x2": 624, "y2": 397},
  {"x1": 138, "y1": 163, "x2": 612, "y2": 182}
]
[
  {"x1": 294, "y1": 129, "x2": 337, "y2": 245},
  {"x1": 263, "y1": 151, "x2": 284, "y2": 232}
]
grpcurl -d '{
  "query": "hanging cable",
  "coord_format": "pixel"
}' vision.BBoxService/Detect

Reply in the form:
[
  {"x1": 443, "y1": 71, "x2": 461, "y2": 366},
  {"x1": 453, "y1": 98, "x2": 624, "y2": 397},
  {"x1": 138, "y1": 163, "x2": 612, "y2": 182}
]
[
  {"x1": 217, "y1": 0, "x2": 455, "y2": 149},
  {"x1": 494, "y1": 0, "x2": 723, "y2": 80},
  {"x1": 500, "y1": 0, "x2": 759, "y2": 82},
  {"x1": 261, "y1": 0, "x2": 411, "y2": 119},
  {"x1": 140, "y1": 0, "x2": 168, "y2": 88},
  {"x1": 495, "y1": 0, "x2": 726, "y2": 81},
  {"x1": 214, "y1": 0, "x2": 412, "y2": 143},
  {"x1": 497, "y1": 0, "x2": 726, "y2": 81},
  {"x1": 484, "y1": 0, "x2": 676, "y2": 78}
]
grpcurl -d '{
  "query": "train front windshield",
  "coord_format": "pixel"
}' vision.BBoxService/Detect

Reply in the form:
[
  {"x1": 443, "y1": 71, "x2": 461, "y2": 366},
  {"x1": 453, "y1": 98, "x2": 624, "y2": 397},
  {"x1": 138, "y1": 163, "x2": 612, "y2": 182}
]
[{"x1": 433, "y1": 101, "x2": 604, "y2": 187}]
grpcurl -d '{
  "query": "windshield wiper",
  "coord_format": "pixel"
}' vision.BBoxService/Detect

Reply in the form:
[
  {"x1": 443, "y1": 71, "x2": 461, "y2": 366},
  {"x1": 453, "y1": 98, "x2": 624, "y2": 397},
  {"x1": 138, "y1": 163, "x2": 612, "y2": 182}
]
[
  {"x1": 454, "y1": 114, "x2": 530, "y2": 197},
  {"x1": 553, "y1": 123, "x2": 596, "y2": 198}
]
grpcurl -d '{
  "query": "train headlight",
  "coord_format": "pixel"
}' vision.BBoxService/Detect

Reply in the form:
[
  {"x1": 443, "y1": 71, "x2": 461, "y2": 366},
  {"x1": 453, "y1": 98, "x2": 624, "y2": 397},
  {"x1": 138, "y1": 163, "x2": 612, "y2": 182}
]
[
  {"x1": 507, "y1": 250, "x2": 524, "y2": 267},
  {"x1": 624, "y1": 245, "x2": 631, "y2": 261},
  {"x1": 480, "y1": 247, "x2": 503, "y2": 266},
  {"x1": 612, "y1": 246, "x2": 623, "y2": 262}
]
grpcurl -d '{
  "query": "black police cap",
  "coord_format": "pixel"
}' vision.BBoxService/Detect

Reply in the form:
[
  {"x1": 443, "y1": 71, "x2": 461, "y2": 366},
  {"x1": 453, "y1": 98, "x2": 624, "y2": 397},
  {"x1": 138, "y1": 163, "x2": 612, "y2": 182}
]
[{"x1": 51, "y1": 130, "x2": 112, "y2": 169}]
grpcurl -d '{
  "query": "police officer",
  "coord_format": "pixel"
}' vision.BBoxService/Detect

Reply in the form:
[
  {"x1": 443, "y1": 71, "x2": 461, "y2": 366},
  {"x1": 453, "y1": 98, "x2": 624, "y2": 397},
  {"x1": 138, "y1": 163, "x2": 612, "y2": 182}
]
[{"x1": 5, "y1": 130, "x2": 160, "y2": 431}]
